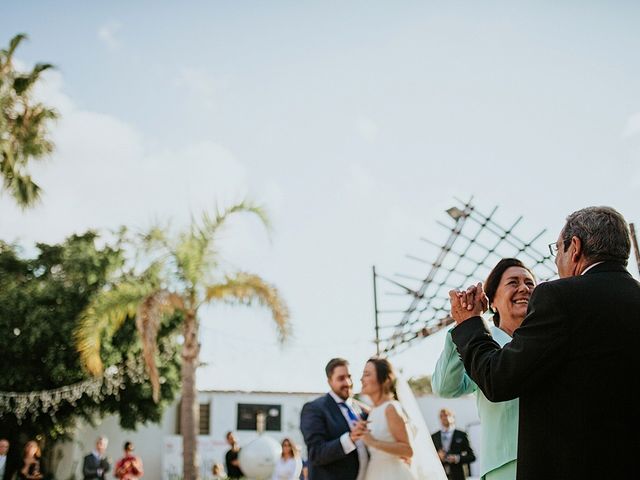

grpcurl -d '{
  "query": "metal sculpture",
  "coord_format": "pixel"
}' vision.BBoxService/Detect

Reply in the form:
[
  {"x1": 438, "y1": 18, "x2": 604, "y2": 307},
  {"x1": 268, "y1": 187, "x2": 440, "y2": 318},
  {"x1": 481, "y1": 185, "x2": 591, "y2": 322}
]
[{"x1": 373, "y1": 197, "x2": 558, "y2": 355}]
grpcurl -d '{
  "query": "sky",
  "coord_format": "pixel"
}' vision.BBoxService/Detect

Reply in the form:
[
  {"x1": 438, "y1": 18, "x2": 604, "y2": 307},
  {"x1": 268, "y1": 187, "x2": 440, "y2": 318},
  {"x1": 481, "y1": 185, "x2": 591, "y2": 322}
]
[{"x1": 2, "y1": 1, "x2": 640, "y2": 394}]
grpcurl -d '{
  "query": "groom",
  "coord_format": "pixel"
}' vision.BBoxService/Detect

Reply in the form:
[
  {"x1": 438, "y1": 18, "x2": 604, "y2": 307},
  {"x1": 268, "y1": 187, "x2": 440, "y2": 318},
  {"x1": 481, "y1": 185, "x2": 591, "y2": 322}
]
[{"x1": 300, "y1": 358, "x2": 369, "y2": 480}]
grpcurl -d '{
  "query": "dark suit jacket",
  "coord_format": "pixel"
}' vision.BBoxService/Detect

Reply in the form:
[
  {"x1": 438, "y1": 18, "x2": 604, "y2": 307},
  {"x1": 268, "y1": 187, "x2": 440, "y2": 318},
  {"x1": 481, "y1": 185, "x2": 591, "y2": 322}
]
[
  {"x1": 431, "y1": 429, "x2": 476, "y2": 480},
  {"x1": 452, "y1": 262, "x2": 640, "y2": 480},
  {"x1": 1, "y1": 455, "x2": 17, "y2": 480},
  {"x1": 300, "y1": 394, "x2": 361, "y2": 480},
  {"x1": 82, "y1": 453, "x2": 110, "y2": 480}
]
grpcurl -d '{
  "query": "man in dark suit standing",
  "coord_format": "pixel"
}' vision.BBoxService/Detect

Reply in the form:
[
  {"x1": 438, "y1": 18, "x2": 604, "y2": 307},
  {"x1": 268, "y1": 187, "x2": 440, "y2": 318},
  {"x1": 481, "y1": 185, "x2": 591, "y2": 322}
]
[
  {"x1": 450, "y1": 206, "x2": 640, "y2": 480},
  {"x1": 82, "y1": 436, "x2": 111, "y2": 480},
  {"x1": 300, "y1": 358, "x2": 369, "y2": 480},
  {"x1": 431, "y1": 408, "x2": 476, "y2": 480},
  {"x1": 0, "y1": 438, "x2": 16, "y2": 480}
]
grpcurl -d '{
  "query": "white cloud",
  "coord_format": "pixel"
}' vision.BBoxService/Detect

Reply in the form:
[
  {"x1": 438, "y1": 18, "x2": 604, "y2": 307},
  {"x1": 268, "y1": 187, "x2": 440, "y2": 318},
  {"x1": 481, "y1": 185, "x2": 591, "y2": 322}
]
[
  {"x1": 97, "y1": 21, "x2": 122, "y2": 51},
  {"x1": 0, "y1": 68, "x2": 252, "y2": 246},
  {"x1": 347, "y1": 163, "x2": 376, "y2": 197},
  {"x1": 622, "y1": 112, "x2": 640, "y2": 138},
  {"x1": 32, "y1": 69, "x2": 74, "y2": 114},
  {"x1": 356, "y1": 114, "x2": 379, "y2": 142},
  {"x1": 176, "y1": 67, "x2": 229, "y2": 110}
]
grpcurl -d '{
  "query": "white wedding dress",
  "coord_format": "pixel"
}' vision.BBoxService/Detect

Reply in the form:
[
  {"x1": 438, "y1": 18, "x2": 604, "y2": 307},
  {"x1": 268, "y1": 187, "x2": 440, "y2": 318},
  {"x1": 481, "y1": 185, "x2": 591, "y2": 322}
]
[{"x1": 364, "y1": 377, "x2": 448, "y2": 480}]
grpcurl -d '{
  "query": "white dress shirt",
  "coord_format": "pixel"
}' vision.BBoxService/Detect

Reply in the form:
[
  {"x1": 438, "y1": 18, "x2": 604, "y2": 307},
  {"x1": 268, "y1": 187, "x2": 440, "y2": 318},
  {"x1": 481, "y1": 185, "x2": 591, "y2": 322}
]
[
  {"x1": 440, "y1": 428, "x2": 454, "y2": 452},
  {"x1": 328, "y1": 390, "x2": 369, "y2": 480},
  {"x1": 581, "y1": 261, "x2": 604, "y2": 275}
]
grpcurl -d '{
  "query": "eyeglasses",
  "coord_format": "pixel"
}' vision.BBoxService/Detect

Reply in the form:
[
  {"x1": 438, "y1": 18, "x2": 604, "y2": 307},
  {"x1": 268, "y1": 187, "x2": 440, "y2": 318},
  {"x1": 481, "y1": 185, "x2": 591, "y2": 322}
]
[{"x1": 548, "y1": 242, "x2": 559, "y2": 257}]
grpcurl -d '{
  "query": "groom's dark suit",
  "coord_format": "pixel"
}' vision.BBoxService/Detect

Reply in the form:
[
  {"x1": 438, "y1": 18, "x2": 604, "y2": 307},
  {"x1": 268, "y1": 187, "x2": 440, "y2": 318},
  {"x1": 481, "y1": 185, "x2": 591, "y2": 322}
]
[
  {"x1": 452, "y1": 262, "x2": 640, "y2": 480},
  {"x1": 300, "y1": 393, "x2": 364, "y2": 480}
]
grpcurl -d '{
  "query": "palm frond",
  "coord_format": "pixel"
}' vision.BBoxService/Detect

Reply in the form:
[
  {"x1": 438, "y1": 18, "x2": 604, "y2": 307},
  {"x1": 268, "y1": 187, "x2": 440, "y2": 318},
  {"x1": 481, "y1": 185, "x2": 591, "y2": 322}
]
[
  {"x1": 204, "y1": 272, "x2": 290, "y2": 341},
  {"x1": 75, "y1": 281, "x2": 157, "y2": 376},
  {"x1": 173, "y1": 231, "x2": 208, "y2": 287},
  {"x1": 0, "y1": 34, "x2": 27, "y2": 69},
  {"x1": 139, "y1": 224, "x2": 172, "y2": 252},
  {"x1": 7, "y1": 173, "x2": 40, "y2": 209},
  {"x1": 136, "y1": 290, "x2": 185, "y2": 402},
  {"x1": 7, "y1": 34, "x2": 28, "y2": 58},
  {"x1": 13, "y1": 63, "x2": 55, "y2": 95},
  {"x1": 201, "y1": 200, "x2": 272, "y2": 241}
]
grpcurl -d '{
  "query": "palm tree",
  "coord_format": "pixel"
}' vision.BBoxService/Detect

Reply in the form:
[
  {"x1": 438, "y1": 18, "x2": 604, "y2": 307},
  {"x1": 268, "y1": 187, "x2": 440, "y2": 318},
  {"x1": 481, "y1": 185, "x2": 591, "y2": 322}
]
[
  {"x1": 0, "y1": 33, "x2": 58, "y2": 208},
  {"x1": 75, "y1": 201, "x2": 290, "y2": 480}
]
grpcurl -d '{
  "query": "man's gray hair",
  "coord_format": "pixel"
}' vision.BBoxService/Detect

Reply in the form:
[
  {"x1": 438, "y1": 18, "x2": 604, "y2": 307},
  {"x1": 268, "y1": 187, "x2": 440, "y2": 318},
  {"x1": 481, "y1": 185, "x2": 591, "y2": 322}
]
[{"x1": 562, "y1": 206, "x2": 630, "y2": 265}]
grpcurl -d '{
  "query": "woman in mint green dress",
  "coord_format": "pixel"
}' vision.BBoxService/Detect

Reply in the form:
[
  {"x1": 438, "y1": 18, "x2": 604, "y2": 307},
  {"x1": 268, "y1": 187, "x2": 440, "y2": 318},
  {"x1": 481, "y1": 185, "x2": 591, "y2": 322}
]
[{"x1": 432, "y1": 258, "x2": 536, "y2": 480}]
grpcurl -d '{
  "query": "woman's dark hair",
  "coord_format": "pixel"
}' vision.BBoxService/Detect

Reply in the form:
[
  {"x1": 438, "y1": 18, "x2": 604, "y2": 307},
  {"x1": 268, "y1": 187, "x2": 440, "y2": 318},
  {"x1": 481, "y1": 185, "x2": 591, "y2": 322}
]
[
  {"x1": 366, "y1": 357, "x2": 398, "y2": 400},
  {"x1": 124, "y1": 441, "x2": 133, "y2": 451},
  {"x1": 484, "y1": 258, "x2": 535, "y2": 327}
]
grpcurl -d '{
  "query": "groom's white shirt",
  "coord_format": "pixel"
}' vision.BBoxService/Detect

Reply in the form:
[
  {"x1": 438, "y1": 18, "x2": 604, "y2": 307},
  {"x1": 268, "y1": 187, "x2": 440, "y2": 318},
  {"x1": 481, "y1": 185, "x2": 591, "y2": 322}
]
[{"x1": 328, "y1": 390, "x2": 368, "y2": 480}]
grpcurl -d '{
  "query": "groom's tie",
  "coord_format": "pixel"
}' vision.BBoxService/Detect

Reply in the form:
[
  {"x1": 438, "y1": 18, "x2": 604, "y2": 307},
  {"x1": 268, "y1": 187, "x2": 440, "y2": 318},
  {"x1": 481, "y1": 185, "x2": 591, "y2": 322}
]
[
  {"x1": 338, "y1": 401, "x2": 368, "y2": 480},
  {"x1": 338, "y1": 402, "x2": 359, "y2": 425}
]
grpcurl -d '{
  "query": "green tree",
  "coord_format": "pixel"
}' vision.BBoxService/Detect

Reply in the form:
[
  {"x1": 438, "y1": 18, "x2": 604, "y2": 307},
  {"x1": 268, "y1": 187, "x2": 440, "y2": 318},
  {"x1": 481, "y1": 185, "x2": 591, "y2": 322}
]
[
  {"x1": 408, "y1": 375, "x2": 433, "y2": 396},
  {"x1": 0, "y1": 33, "x2": 57, "y2": 208},
  {"x1": 75, "y1": 201, "x2": 291, "y2": 480},
  {"x1": 0, "y1": 232, "x2": 181, "y2": 473}
]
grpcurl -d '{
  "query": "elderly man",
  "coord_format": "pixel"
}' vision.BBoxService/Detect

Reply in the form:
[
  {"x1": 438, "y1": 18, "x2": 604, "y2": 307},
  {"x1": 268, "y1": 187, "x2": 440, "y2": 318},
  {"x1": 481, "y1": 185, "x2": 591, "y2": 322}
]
[
  {"x1": 0, "y1": 438, "x2": 14, "y2": 480},
  {"x1": 83, "y1": 436, "x2": 111, "y2": 480},
  {"x1": 450, "y1": 206, "x2": 640, "y2": 480}
]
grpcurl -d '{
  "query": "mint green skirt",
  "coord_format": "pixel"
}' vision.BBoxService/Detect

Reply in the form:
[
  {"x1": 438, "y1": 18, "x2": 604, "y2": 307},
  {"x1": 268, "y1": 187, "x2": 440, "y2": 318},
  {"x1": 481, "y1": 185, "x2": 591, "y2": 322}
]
[{"x1": 482, "y1": 460, "x2": 517, "y2": 480}]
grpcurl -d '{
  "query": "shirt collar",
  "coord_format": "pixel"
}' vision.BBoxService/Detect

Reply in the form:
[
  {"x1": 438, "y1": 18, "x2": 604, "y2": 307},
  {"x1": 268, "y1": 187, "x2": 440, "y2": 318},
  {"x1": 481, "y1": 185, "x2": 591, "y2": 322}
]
[
  {"x1": 581, "y1": 261, "x2": 604, "y2": 275},
  {"x1": 490, "y1": 324, "x2": 512, "y2": 343}
]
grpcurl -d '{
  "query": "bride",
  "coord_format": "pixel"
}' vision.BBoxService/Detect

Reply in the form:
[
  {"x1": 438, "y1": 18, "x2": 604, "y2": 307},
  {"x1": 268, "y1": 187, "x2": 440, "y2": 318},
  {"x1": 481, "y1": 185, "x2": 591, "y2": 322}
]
[{"x1": 358, "y1": 357, "x2": 448, "y2": 480}]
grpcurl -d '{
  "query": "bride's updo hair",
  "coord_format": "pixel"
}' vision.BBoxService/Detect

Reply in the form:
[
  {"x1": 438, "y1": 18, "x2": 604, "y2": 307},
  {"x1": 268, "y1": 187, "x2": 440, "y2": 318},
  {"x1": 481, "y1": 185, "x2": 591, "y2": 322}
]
[{"x1": 367, "y1": 356, "x2": 398, "y2": 400}]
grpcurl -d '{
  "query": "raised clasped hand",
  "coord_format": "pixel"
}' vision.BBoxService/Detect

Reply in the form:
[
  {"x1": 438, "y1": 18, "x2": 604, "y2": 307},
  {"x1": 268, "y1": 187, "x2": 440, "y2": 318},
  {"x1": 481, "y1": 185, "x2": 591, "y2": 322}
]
[
  {"x1": 449, "y1": 281, "x2": 488, "y2": 325},
  {"x1": 350, "y1": 419, "x2": 370, "y2": 442}
]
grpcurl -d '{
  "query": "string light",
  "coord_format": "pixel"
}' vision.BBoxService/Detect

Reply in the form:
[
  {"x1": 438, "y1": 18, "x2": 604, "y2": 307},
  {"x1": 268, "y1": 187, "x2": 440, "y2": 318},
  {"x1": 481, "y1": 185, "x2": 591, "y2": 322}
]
[{"x1": 0, "y1": 339, "x2": 177, "y2": 422}]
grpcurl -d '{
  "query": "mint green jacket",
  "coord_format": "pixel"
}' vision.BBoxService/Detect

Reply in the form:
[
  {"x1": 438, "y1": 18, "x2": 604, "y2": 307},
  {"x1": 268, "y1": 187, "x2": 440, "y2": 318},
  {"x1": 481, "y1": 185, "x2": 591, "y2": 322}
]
[{"x1": 432, "y1": 325, "x2": 518, "y2": 478}]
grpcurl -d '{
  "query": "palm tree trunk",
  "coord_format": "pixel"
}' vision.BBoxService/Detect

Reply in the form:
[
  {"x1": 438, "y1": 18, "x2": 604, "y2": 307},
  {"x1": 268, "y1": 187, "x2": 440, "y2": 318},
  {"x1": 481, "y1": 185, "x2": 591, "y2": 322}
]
[{"x1": 181, "y1": 310, "x2": 200, "y2": 480}]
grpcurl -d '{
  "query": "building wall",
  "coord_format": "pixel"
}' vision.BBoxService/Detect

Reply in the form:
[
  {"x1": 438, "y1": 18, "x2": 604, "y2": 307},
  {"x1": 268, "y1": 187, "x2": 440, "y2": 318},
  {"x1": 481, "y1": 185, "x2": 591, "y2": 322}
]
[
  {"x1": 54, "y1": 391, "x2": 480, "y2": 480},
  {"x1": 54, "y1": 390, "x2": 321, "y2": 480},
  {"x1": 207, "y1": 390, "x2": 321, "y2": 458},
  {"x1": 54, "y1": 402, "x2": 178, "y2": 480}
]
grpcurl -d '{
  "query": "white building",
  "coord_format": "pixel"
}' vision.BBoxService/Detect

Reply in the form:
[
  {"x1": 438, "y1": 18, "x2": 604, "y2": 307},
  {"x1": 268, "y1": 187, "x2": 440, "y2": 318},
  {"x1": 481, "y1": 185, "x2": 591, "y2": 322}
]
[
  {"x1": 55, "y1": 389, "x2": 322, "y2": 480},
  {"x1": 54, "y1": 389, "x2": 480, "y2": 480}
]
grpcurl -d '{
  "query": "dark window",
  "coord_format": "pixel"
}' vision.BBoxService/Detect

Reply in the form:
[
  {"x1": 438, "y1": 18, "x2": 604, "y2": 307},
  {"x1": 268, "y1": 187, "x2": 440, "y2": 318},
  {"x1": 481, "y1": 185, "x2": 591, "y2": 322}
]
[
  {"x1": 176, "y1": 402, "x2": 211, "y2": 435},
  {"x1": 199, "y1": 403, "x2": 211, "y2": 435},
  {"x1": 237, "y1": 403, "x2": 281, "y2": 431}
]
